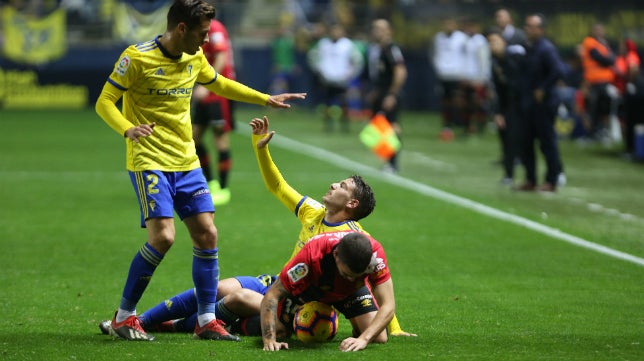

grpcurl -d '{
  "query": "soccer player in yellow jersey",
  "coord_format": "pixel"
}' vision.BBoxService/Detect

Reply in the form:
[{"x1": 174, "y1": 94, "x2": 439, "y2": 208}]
[{"x1": 94, "y1": 0, "x2": 305, "y2": 342}]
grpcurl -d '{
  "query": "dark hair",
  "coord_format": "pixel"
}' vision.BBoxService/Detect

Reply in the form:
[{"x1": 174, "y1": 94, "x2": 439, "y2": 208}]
[
  {"x1": 485, "y1": 26, "x2": 503, "y2": 38},
  {"x1": 527, "y1": 13, "x2": 547, "y2": 29},
  {"x1": 350, "y1": 175, "x2": 376, "y2": 221},
  {"x1": 336, "y1": 233, "x2": 373, "y2": 274},
  {"x1": 167, "y1": 0, "x2": 216, "y2": 30}
]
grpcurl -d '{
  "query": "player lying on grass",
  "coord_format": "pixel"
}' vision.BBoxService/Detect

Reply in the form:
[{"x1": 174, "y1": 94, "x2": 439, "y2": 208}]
[
  {"x1": 99, "y1": 116, "x2": 414, "y2": 337},
  {"x1": 261, "y1": 231, "x2": 395, "y2": 352}
]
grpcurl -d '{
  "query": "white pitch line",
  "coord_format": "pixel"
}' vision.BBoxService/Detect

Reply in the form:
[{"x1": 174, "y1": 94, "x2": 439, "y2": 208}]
[{"x1": 237, "y1": 123, "x2": 644, "y2": 268}]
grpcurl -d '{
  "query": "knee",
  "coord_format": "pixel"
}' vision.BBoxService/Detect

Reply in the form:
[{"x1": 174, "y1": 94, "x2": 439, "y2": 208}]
[
  {"x1": 149, "y1": 230, "x2": 175, "y2": 253},
  {"x1": 193, "y1": 224, "x2": 218, "y2": 249}
]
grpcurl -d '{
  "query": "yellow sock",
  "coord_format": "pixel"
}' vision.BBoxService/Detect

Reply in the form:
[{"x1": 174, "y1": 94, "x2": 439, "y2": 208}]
[{"x1": 387, "y1": 314, "x2": 403, "y2": 335}]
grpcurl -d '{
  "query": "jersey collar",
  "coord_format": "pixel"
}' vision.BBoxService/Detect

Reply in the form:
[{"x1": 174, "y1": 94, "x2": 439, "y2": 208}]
[{"x1": 155, "y1": 36, "x2": 182, "y2": 60}]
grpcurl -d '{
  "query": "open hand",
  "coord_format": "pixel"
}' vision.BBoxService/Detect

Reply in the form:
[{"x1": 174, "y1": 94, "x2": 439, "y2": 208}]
[{"x1": 249, "y1": 116, "x2": 275, "y2": 148}]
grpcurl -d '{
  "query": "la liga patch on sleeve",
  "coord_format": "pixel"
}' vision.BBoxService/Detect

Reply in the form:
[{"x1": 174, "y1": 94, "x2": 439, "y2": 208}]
[
  {"x1": 116, "y1": 55, "x2": 131, "y2": 76},
  {"x1": 287, "y1": 263, "x2": 309, "y2": 283}
]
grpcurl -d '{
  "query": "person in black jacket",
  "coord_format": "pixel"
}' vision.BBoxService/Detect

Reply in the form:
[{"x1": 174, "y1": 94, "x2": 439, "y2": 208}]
[
  {"x1": 487, "y1": 29, "x2": 526, "y2": 185},
  {"x1": 516, "y1": 14, "x2": 566, "y2": 192}
]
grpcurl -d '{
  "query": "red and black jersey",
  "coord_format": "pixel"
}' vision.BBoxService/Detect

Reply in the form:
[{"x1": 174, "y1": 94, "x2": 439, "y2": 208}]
[{"x1": 278, "y1": 231, "x2": 390, "y2": 305}]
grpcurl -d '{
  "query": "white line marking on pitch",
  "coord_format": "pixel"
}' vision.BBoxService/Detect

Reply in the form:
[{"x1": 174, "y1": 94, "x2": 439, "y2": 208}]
[{"x1": 238, "y1": 123, "x2": 644, "y2": 267}]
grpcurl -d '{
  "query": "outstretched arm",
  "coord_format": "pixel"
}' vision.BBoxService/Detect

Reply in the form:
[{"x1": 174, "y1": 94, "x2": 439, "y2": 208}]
[
  {"x1": 249, "y1": 116, "x2": 303, "y2": 213},
  {"x1": 340, "y1": 279, "x2": 396, "y2": 352},
  {"x1": 206, "y1": 74, "x2": 305, "y2": 108},
  {"x1": 260, "y1": 280, "x2": 290, "y2": 351}
]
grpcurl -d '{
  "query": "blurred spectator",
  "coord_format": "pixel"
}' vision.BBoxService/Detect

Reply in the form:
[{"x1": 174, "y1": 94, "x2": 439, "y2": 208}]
[
  {"x1": 462, "y1": 17, "x2": 491, "y2": 134},
  {"x1": 613, "y1": 38, "x2": 640, "y2": 155},
  {"x1": 367, "y1": 18, "x2": 407, "y2": 173},
  {"x1": 622, "y1": 56, "x2": 644, "y2": 159},
  {"x1": 516, "y1": 13, "x2": 566, "y2": 192},
  {"x1": 494, "y1": 8, "x2": 526, "y2": 45},
  {"x1": 613, "y1": 38, "x2": 640, "y2": 96},
  {"x1": 307, "y1": 22, "x2": 364, "y2": 132},
  {"x1": 432, "y1": 16, "x2": 467, "y2": 141},
  {"x1": 580, "y1": 23, "x2": 617, "y2": 142},
  {"x1": 270, "y1": 21, "x2": 298, "y2": 95},
  {"x1": 487, "y1": 29, "x2": 526, "y2": 186}
]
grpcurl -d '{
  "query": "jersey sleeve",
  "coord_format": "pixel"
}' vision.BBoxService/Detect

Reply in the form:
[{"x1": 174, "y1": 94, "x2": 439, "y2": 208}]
[
  {"x1": 107, "y1": 47, "x2": 139, "y2": 90},
  {"x1": 278, "y1": 245, "x2": 313, "y2": 297},
  {"x1": 252, "y1": 133, "x2": 304, "y2": 214},
  {"x1": 366, "y1": 240, "x2": 391, "y2": 286},
  {"x1": 199, "y1": 54, "x2": 268, "y2": 106},
  {"x1": 95, "y1": 47, "x2": 138, "y2": 136},
  {"x1": 196, "y1": 52, "x2": 217, "y2": 84}
]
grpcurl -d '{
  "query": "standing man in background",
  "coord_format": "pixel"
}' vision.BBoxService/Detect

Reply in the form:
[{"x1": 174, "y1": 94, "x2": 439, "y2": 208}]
[
  {"x1": 192, "y1": 18, "x2": 236, "y2": 206},
  {"x1": 432, "y1": 16, "x2": 467, "y2": 141},
  {"x1": 516, "y1": 13, "x2": 565, "y2": 192},
  {"x1": 368, "y1": 18, "x2": 407, "y2": 173},
  {"x1": 307, "y1": 23, "x2": 364, "y2": 132},
  {"x1": 580, "y1": 23, "x2": 616, "y2": 142},
  {"x1": 494, "y1": 8, "x2": 526, "y2": 46},
  {"x1": 94, "y1": 0, "x2": 305, "y2": 342}
]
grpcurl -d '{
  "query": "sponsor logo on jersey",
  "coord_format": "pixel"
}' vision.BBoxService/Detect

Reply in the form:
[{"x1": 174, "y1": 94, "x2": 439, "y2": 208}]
[
  {"x1": 287, "y1": 263, "x2": 309, "y2": 283},
  {"x1": 360, "y1": 298, "x2": 373, "y2": 308},
  {"x1": 115, "y1": 56, "x2": 130, "y2": 76},
  {"x1": 147, "y1": 87, "x2": 193, "y2": 97}
]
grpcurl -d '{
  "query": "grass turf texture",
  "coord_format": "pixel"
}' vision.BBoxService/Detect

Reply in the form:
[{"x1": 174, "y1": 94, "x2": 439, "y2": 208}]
[{"x1": 0, "y1": 107, "x2": 642, "y2": 361}]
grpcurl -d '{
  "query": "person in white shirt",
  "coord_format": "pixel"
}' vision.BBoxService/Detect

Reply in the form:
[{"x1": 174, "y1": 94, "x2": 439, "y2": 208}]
[
  {"x1": 432, "y1": 16, "x2": 468, "y2": 140},
  {"x1": 461, "y1": 17, "x2": 491, "y2": 134},
  {"x1": 308, "y1": 23, "x2": 365, "y2": 132}
]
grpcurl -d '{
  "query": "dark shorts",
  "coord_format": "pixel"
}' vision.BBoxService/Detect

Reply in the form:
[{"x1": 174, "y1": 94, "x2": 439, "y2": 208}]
[
  {"x1": 192, "y1": 100, "x2": 235, "y2": 132},
  {"x1": 128, "y1": 169, "x2": 214, "y2": 227},
  {"x1": 277, "y1": 285, "x2": 378, "y2": 333}
]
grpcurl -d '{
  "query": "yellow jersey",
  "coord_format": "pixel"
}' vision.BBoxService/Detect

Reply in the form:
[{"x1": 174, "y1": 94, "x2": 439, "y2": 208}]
[
  {"x1": 104, "y1": 37, "x2": 217, "y2": 171},
  {"x1": 251, "y1": 134, "x2": 367, "y2": 261}
]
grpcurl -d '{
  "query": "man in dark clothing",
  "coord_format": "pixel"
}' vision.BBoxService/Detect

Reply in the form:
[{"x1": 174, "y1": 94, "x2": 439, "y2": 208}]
[
  {"x1": 368, "y1": 18, "x2": 407, "y2": 173},
  {"x1": 487, "y1": 30, "x2": 526, "y2": 185},
  {"x1": 516, "y1": 14, "x2": 566, "y2": 192}
]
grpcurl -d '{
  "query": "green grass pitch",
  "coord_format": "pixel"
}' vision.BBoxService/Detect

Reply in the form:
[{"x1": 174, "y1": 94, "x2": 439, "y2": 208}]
[{"x1": 0, "y1": 107, "x2": 641, "y2": 361}]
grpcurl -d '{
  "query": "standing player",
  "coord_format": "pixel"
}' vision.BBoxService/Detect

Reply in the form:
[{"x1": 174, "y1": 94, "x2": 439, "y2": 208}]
[
  {"x1": 94, "y1": 0, "x2": 305, "y2": 341},
  {"x1": 261, "y1": 231, "x2": 395, "y2": 352},
  {"x1": 192, "y1": 19, "x2": 235, "y2": 206},
  {"x1": 367, "y1": 18, "x2": 407, "y2": 173}
]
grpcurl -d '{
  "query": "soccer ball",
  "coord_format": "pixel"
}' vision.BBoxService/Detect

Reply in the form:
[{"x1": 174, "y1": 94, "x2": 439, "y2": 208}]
[{"x1": 292, "y1": 301, "x2": 339, "y2": 343}]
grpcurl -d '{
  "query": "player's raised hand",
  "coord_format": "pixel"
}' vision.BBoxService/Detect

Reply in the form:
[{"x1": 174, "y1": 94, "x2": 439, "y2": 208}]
[
  {"x1": 125, "y1": 122, "x2": 156, "y2": 143},
  {"x1": 250, "y1": 116, "x2": 275, "y2": 149},
  {"x1": 266, "y1": 93, "x2": 306, "y2": 108}
]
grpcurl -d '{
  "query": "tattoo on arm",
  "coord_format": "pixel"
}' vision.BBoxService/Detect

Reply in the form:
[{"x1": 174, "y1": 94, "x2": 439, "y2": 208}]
[{"x1": 261, "y1": 298, "x2": 279, "y2": 340}]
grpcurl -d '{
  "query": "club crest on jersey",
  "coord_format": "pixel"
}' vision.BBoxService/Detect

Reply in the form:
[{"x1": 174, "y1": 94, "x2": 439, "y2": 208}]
[
  {"x1": 115, "y1": 55, "x2": 130, "y2": 76},
  {"x1": 287, "y1": 263, "x2": 309, "y2": 283}
]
